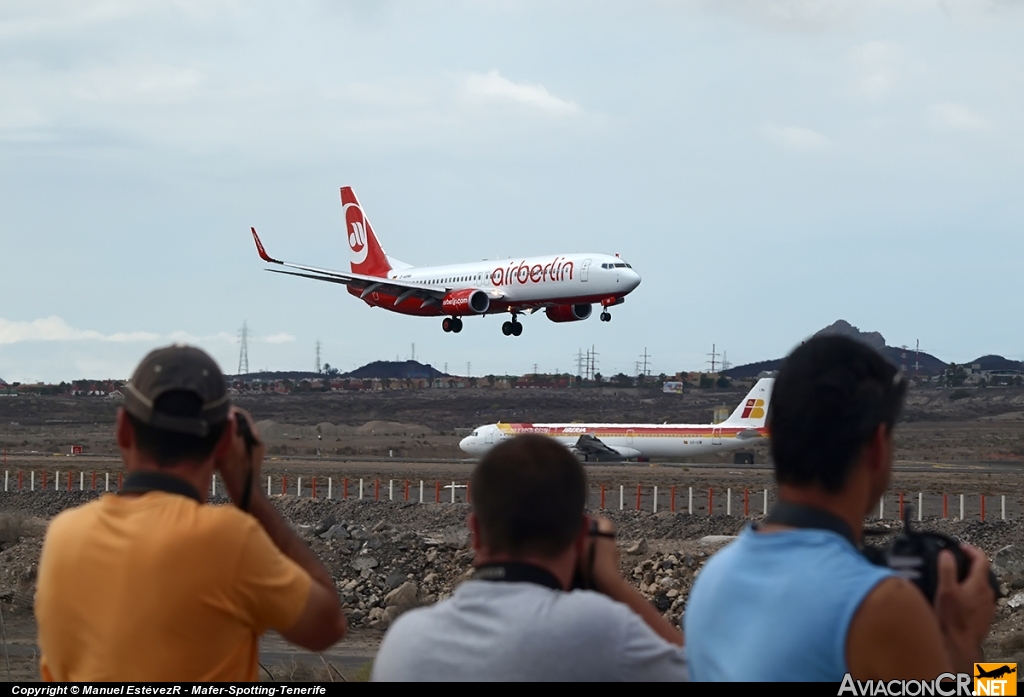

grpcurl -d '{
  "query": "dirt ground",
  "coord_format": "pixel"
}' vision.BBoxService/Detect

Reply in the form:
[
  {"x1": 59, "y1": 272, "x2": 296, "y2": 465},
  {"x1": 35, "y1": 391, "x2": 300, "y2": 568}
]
[{"x1": 0, "y1": 386, "x2": 1022, "y2": 681}]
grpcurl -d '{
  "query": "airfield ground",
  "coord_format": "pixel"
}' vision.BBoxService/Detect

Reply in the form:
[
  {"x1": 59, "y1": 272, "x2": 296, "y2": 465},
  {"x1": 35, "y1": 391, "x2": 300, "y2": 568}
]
[{"x1": 1, "y1": 386, "x2": 1023, "y2": 680}]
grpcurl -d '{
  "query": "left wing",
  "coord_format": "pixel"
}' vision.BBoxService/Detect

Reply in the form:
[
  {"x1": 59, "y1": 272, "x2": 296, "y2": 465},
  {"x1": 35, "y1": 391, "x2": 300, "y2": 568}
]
[
  {"x1": 572, "y1": 434, "x2": 640, "y2": 461},
  {"x1": 252, "y1": 228, "x2": 455, "y2": 309}
]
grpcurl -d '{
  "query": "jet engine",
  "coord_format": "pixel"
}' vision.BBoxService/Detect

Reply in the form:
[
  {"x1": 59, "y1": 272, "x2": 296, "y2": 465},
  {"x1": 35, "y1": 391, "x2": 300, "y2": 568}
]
[
  {"x1": 441, "y1": 288, "x2": 490, "y2": 315},
  {"x1": 545, "y1": 303, "x2": 593, "y2": 323}
]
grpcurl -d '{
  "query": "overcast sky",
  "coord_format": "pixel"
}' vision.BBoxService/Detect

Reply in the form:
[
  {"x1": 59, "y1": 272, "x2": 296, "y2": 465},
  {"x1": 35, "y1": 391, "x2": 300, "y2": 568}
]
[{"x1": 2, "y1": 0, "x2": 1022, "y2": 383}]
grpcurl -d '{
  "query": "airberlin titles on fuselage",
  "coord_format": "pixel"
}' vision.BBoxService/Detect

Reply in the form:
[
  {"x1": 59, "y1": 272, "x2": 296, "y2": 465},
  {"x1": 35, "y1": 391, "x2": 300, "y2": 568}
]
[{"x1": 250, "y1": 186, "x2": 641, "y2": 336}]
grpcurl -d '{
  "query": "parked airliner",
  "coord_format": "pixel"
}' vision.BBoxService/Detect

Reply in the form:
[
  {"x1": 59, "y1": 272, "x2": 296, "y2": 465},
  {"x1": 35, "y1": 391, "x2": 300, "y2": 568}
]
[
  {"x1": 251, "y1": 187, "x2": 641, "y2": 336},
  {"x1": 460, "y1": 378, "x2": 774, "y2": 461}
]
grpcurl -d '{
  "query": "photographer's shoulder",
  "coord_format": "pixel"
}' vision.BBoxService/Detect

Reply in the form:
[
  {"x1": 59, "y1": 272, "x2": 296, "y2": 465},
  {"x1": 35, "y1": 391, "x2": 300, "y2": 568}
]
[{"x1": 846, "y1": 575, "x2": 950, "y2": 679}]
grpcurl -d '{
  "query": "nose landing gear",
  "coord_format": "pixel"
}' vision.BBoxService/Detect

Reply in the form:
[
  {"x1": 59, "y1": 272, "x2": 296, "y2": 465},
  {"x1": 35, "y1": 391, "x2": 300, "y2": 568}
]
[{"x1": 442, "y1": 317, "x2": 463, "y2": 333}]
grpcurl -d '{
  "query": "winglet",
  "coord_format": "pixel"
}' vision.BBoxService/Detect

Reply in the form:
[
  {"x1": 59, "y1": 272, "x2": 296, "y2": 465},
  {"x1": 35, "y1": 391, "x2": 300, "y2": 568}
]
[{"x1": 251, "y1": 227, "x2": 280, "y2": 264}]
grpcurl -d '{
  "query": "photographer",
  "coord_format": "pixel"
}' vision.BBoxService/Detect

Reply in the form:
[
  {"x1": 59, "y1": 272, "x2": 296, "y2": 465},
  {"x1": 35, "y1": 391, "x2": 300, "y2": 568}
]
[
  {"x1": 35, "y1": 345, "x2": 347, "y2": 681},
  {"x1": 683, "y1": 335, "x2": 995, "y2": 681},
  {"x1": 371, "y1": 434, "x2": 687, "y2": 681}
]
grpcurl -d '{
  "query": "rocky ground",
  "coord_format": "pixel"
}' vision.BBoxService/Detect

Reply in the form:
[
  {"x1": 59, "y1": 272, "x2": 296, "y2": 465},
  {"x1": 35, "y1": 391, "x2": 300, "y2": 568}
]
[{"x1": 3, "y1": 491, "x2": 1024, "y2": 681}]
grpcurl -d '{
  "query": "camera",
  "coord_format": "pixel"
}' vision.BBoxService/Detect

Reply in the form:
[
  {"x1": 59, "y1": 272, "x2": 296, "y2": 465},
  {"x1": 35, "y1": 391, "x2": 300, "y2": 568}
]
[
  {"x1": 866, "y1": 506, "x2": 1002, "y2": 604},
  {"x1": 235, "y1": 412, "x2": 259, "y2": 454}
]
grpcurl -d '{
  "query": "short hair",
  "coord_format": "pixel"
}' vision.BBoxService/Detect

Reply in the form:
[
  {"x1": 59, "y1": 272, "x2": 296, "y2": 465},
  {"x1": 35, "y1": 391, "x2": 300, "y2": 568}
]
[
  {"x1": 470, "y1": 435, "x2": 587, "y2": 558},
  {"x1": 125, "y1": 390, "x2": 227, "y2": 467},
  {"x1": 768, "y1": 335, "x2": 906, "y2": 492}
]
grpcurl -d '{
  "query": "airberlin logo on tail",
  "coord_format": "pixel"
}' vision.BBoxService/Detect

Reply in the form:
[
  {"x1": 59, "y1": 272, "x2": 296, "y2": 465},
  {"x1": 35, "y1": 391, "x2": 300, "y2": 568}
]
[
  {"x1": 490, "y1": 257, "x2": 574, "y2": 287},
  {"x1": 343, "y1": 202, "x2": 369, "y2": 264},
  {"x1": 741, "y1": 399, "x2": 766, "y2": 419}
]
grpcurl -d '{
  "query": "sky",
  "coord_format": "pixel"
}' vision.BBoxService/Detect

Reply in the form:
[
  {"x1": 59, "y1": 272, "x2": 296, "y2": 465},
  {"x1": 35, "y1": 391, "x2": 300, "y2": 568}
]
[{"x1": 2, "y1": 0, "x2": 1023, "y2": 383}]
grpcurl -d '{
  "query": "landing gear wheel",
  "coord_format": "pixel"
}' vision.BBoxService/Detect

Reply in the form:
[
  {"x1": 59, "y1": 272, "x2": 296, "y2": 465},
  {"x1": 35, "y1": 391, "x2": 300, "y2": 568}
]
[
  {"x1": 511, "y1": 321, "x2": 522, "y2": 336},
  {"x1": 442, "y1": 318, "x2": 453, "y2": 332},
  {"x1": 451, "y1": 317, "x2": 463, "y2": 333},
  {"x1": 600, "y1": 311, "x2": 611, "y2": 322},
  {"x1": 502, "y1": 321, "x2": 513, "y2": 336}
]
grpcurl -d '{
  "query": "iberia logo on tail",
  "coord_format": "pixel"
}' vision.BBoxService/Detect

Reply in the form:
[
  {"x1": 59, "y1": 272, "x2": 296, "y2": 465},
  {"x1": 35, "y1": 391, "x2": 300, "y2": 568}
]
[
  {"x1": 340, "y1": 187, "x2": 391, "y2": 278},
  {"x1": 741, "y1": 398, "x2": 766, "y2": 420}
]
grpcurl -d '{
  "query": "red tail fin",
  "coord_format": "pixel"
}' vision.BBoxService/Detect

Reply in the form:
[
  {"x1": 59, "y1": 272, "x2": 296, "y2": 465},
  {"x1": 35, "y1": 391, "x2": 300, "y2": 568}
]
[{"x1": 341, "y1": 187, "x2": 392, "y2": 278}]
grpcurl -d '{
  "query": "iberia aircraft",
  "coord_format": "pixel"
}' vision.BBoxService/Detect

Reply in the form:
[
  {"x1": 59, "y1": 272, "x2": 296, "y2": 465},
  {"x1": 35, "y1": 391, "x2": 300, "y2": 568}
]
[
  {"x1": 250, "y1": 187, "x2": 642, "y2": 337},
  {"x1": 460, "y1": 378, "x2": 774, "y2": 461}
]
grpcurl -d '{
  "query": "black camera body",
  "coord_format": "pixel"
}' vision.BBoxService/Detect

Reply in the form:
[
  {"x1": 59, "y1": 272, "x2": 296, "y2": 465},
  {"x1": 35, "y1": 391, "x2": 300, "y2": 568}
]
[{"x1": 866, "y1": 507, "x2": 1002, "y2": 605}]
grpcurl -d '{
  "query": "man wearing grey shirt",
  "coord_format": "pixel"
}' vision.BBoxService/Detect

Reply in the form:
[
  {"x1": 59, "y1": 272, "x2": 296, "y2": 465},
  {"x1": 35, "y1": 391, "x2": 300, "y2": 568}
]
[{"x1": 372, "y1": 435, "x2": 687, "y2": 681}]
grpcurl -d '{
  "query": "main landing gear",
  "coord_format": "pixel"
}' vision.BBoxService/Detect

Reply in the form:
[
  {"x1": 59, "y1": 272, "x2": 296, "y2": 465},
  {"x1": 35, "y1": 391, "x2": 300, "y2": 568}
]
[
  {"x1": 600, "y1": 311, "x2": 612, "y2": 322},
  {"x1": 501, "y1": 316, "x2": 523, "y2": 337},
  {"x1": 442, "y1": 317, "x2": 463, "y2": 333}
]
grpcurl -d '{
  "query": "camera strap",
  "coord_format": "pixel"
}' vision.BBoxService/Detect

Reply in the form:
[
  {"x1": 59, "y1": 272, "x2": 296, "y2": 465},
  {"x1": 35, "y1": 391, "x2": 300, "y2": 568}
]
[
  {"x1": 119, "y1": 471, "x2": 202, "y2": 504},
  {"x1": 758, "y1": 501, "x2": 858, "y2": 548},
  {"x1": 472, "y1": 562, "x2": 564, "y2": 591}
]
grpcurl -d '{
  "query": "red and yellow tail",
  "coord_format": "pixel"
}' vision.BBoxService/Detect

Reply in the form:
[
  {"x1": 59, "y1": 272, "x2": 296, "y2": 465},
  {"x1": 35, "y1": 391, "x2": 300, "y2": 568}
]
[{"x1": 341, "y1": 187, "x2": 392, "y2": 278}]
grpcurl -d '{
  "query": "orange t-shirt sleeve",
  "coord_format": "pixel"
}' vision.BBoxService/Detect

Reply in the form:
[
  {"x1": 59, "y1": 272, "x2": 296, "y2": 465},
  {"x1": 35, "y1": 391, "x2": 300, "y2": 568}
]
[{"x1": 233, "y1": 523, "x2": 313, "y2": 634}]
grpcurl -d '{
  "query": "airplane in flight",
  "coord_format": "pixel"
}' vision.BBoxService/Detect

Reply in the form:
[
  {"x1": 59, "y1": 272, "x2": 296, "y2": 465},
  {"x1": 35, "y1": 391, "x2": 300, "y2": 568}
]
[
  {"x1": 250, "y1": 187, "x2": 641, "y2": 336},
  {"x1": 459, "y1": 378, "x2": 774, "y2": 461}
]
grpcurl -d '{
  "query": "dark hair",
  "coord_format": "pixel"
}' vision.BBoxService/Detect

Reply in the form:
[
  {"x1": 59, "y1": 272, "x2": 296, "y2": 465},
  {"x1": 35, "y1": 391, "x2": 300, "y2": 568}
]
[
  {"x1": 125, "y1": 390, "x2": 227, "y2": 467},
  {"x1": 769, "y1": 335, "x2": 906, "y2": 492},
  {"x1": 470, "y1": 434, "x2": 587, "y2": 558}
]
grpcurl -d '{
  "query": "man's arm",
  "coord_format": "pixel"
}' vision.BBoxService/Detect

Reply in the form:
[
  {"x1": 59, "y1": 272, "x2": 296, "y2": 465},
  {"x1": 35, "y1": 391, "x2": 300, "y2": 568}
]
[
  {"x1": 848, "y1": 548, "x2": 995, "y2": 679},
  {"x1": 584, "y1": 516, "x2": 683, "y2": 647},
  {"x1": 219, "y1": 409, "x2": 347, "y2": 652}
]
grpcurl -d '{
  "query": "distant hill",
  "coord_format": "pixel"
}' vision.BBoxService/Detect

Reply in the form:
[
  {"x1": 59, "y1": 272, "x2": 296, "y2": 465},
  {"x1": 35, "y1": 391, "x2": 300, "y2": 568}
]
[
  {"x1": 722, "y1": 320, "x2": 948, "y2": 379},
  {"x1": 343, "y1": 360, "x2": 447, "y2": 380},
  {"x1": 966, "y1": 355, "x2": 1024, "y2": 372}
]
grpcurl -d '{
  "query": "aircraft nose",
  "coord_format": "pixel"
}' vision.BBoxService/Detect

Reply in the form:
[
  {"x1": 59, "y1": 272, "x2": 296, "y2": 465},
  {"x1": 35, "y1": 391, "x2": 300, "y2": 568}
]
[
  {"x1": 459, "y1": 436, "x2": 474, "y2": 453},
  {"x1": 625, "y1": 268, "x2": 641, "y2": 290}
]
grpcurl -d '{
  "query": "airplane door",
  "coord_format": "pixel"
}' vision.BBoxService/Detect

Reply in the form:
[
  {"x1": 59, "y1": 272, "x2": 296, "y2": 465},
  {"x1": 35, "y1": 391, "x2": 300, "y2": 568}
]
[
  {"x1": 581, "y1": 258, "x2": 592, "y2": 282},
  {"x1": 627, "y1": 429, "x2": 634, "y2": 445},
  {"x1": 712, "y1": 427, "x2": 722, "y2": 445},
  {"x1": 485, "y1": 429, "x2": 494, "y2": 444}
]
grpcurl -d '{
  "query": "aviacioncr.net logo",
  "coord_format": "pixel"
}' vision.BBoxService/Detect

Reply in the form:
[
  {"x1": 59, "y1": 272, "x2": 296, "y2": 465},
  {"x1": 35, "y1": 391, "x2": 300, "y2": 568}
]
[{"x1": 343, "y1": 203, "x2": 369, "y2": 264}]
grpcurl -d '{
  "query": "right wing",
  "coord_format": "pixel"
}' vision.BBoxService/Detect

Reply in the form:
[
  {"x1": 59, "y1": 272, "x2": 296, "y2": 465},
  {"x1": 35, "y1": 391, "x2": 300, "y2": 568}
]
[{"x1": 251, "y1": 228, "x2": 455, "y2": 309}]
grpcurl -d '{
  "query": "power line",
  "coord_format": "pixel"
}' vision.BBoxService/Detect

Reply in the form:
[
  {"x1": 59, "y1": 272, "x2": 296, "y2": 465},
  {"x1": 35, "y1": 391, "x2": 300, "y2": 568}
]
[
  {"x1": 640, "y1": 347, "x2": 652, "y2": 376},
  {"x1": 706, "y1": 343, "x2": 719, "y2": 373},
  {"x1": 237, "y1": 322, "x2": 249, "y2": 376}
]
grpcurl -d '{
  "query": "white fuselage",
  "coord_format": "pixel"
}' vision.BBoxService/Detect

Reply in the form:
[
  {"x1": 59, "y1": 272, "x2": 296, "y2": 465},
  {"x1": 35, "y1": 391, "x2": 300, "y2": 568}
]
[
  {"x1": 460, "y1": 422, "x2": 767, "y2": 460},
  {"x1": 390, "y1": 253, "x2": 640, "y2": 305}
]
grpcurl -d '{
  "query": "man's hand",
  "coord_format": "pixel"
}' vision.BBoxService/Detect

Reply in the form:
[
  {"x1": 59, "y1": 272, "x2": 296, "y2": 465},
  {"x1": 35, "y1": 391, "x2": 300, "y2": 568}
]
[
  {"x1": 578, "y1": 515, "x2": 683, "y2": 647},
  {"x1": 579, "y1": 515, "x2": 623, "y2": 592},
  {"x1": 216, "y1": 407, "x2": 264, "y2": 508},
  {"x1": 934, "y1": 545, "x2": 996, "y2": 670}
]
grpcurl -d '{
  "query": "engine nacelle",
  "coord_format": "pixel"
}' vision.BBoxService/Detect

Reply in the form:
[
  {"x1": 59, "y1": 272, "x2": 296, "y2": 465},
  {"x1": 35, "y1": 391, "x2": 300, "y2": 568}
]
[
  {"x1": 441, "y1": 288, "x2": 490, "y2": 315},
  {"x1": 545, "y1": 303, "x2": 593, "y2": 323}
]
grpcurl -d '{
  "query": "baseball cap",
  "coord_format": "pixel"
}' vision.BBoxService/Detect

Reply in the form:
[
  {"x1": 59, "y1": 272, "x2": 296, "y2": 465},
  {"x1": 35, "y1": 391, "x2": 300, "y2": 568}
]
[{"x1": 122, "y1": 345, "x2": 231, "y2": 437}]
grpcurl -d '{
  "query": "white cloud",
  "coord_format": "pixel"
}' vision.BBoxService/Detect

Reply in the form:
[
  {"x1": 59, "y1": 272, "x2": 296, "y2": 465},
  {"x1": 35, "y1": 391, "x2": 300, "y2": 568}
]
[
  {"x1": 762, "y1": 124, "x2": 833, "y2": 151},
  {"x1": 0, "y1": 316, "x2": 159, "y2": 345},
  {"x1": 850, "y1": 41, "x2": 899, "y2": 99},
  {"x1": 927, "y1": 102, "x2": 991, "y2": 131},
  {"x1": 460, "y1": 70, "x2": 579, "y2": 116},
  {"x1": 0, "y1": 317, "x2": 293, "y2": 347},
  {"x1": 259, "y1": 333, "x2": 295, "y2": 344},
  {"x1": 71, "y1": 64, "x2": 206, "y2": 105}
]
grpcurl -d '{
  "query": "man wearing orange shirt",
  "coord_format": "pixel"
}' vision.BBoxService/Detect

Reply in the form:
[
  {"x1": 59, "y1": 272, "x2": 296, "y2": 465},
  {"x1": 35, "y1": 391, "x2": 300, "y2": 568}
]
[{"x1": 35, "y1": 345, "x2": 347, "y2": 681}]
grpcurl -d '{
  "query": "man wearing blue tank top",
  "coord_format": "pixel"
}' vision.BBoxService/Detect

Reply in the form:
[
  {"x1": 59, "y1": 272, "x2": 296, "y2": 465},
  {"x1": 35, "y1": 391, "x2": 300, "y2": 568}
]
[{"x1": 684, "y1": 335, "x2": 996, "y2": 681}]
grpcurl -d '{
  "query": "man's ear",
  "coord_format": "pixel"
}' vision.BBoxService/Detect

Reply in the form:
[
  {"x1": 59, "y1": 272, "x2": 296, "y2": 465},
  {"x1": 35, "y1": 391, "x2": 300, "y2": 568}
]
[
  {"x1": 861, "y1": 423, "x2": 893, "y2": 485},
  {"x1": 116, "y1": 408, "x2": 133, "y2": 451},
  {"x1": 574, "y1": 514, "x2": 590, "y2": 556},
  {"x1": 212, "y1": 415, "x2": 235, "y2": 463},
  {"x1": 468, "y1": 512, "x2": 483, "y2": 553}
]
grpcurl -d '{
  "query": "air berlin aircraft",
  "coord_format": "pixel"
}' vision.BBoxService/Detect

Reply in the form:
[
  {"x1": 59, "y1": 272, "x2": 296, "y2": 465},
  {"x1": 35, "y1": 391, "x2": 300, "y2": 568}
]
[{"x1": 250, "y1": 187, "x2": 641, "y2": 336}]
